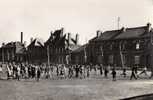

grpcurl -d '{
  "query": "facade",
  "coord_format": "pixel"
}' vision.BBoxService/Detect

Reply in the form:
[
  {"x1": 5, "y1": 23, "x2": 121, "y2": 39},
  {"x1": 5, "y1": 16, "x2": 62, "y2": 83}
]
[
  {"x1": 0, "y1": 41, "x2": 26, "y2": 63},
  {"x1": 45, "y1": 28, "x2": 80, "y2": 64},
  {"x1": 88, "y1": 23, "x2": 153, "y2": 68},
  {"x1": 71, "y1": 44, "x2": 88, "y2": 64},
  {"x1": 27, "y1": 38, "x2": 46, "y2": 64}
]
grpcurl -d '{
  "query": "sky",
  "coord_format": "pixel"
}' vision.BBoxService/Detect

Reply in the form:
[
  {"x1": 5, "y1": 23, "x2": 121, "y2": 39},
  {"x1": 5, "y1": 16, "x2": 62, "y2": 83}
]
[{"x1": 0, "y1": 0, "x2": 152, "y2": 46}]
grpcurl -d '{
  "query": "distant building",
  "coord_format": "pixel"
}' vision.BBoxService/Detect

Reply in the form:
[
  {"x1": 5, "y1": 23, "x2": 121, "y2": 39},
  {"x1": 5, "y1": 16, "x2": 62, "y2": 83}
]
[
  {"x1": 27, "y1": 38, "x2": 46, "y2": 64},
  {"x1": 45, "y1": 28, "x2": 80, "y2": 64},
  {"x1": 71, "y1": 44, "x2": 89, "y2": 64},
  {"x1": 88, "y1": 23, "x2": 153, "y2": 68},
  {"x1": 0, "y1": 41, "x2": 26, "y2": 63},
  {"x1": 0, "y1": 32, "x2": 26, "y2": 63}
]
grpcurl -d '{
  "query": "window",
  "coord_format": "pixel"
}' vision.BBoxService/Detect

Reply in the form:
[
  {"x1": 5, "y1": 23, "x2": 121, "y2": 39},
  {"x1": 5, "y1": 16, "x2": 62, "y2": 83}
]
[
  {"x1": 109, "y1": 42, "x2": 113, "y2": 50},
  {"x1": 56, "y1": 48, "x2": 58, "y2": 53},
  {"x1": 109, "y1": 55, "x2": 113, "y2": 64},
  {"x1": 123, "y1": 54, "x2": 127, "y2": 65},
  {"x1": 122, "y1": 43, "x2": 125, "y2": 50},
  {"x1": 136, "y1": 43, "x2": 140, "y2": 50},
  {"x1": 134, "y1": 55, "x2": 140, "y2": 64},
  {"x1": 110, "y1": 44, "x2": 113, "y2": 50}
]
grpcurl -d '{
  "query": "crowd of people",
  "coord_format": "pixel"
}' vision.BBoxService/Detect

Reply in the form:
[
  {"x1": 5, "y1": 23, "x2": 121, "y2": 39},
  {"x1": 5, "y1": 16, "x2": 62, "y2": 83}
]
[{"x1": 0, "y1": 63, "x2": 151, "y2": 82}]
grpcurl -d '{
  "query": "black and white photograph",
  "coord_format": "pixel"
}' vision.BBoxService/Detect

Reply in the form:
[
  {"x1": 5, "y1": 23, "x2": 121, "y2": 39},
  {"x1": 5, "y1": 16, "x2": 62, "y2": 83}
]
[{"x1": 0, "y1": 0, "x2": 153, "y2": 100}]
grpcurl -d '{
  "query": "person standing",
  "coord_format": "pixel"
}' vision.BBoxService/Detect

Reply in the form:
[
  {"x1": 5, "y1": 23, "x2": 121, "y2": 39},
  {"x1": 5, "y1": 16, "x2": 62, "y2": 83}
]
[
  {"x1": 130, "y1": 66, "x2": 137, "y2": 80},
  {"x1": 6, "y1": 64, "x2": 11, "y2": 80},
  {"x1": 104, "y1": 65, "x2": 109, "y2": 78},
  {"x1": 28, "y1": 65, "x2": 32, "y2": 79},
  {"x1": 25, "y1": 65, "x2": 28, "y2": 79},
  {"x1": 0, "y1": 65, "x2": 3, "y2": 79},
  {"x1": 100, "y1": 64, "x2": 103, "y2": 76},
  {"x1": 75, "y1": 65, "x2": 79, "y2": 78},
  {"x1": 120, "y1": 67, "x2": 127, "y2": 78},
  {"x1": 17, "y1": 65, "x2": 21, "y2": 81},
  {"x1": 56, "y1": 65, "x2": 59, "y2": 77},
  {"x1": 138, "y1": 66, "x2": 148, "y2": 77},
  {"x1": 86, "y1": 65, "x2": 90, "y2": 78},
  {"x1": 36, "y1": 67, "x2": 41, "y2": 82},
  {"x1": 111, "y1": 67, "x2": 116, "y2": 81}
]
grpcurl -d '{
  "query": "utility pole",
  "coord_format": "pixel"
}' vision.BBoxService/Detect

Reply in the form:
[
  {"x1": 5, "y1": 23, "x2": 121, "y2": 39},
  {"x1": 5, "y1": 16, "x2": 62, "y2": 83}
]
[
  {"x1": 117, "y1": 17, "x2": 120, "y2": 30},
  {"x1": 2, "y1": 43, "x2": 4, "y2": 64},
  {"x1": 84, "y1": 37, "x2": 88, "y2": 64},
  {"x1": 119, "y1": 42, "x2": 124, "y2": 68},
  {"x1": 100, "y1": 45, "x2": 103, "y2": 64},
  {"x1": 2, "y1": 48, "x2": 4, "y2": 64},
  {"x1": 150, "y1": 29, "x2": 153, "y2": 78}
]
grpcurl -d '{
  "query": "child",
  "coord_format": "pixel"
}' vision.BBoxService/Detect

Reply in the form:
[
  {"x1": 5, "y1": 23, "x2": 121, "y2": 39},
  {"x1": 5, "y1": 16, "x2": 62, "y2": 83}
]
[
  {"x1": 121, "y1": 67, "x2": 126, "y2": 78},
  {"x1": 111, "y1": 68, "x2": 116, "y2": 81}
]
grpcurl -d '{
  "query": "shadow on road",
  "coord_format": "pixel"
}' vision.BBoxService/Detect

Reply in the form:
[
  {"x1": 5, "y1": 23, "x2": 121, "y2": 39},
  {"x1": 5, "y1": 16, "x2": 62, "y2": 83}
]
[{"x1": 120, "y1": 93, "x2": 153, "y2": 100}]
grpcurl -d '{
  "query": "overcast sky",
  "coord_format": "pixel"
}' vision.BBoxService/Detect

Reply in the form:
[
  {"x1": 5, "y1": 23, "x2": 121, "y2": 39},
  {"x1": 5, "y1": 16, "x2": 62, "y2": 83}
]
[{"x1": 0, "y1": 0, "x2": 152, "y2": 45}]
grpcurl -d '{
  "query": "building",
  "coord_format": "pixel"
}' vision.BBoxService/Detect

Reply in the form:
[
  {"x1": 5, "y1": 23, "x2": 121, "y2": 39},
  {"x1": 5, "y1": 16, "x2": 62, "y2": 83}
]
[
  {"x1": 0, "y1": 41, "x2": 26, "y2": 63},
  {"x1": 71, "y1": 44, "x2": 88, "y2": 64},
  {"x1": 88, "y1": 23, "x2": 153, "y2": 68},
  {"x1": 45, "y1": 28, "x2": 80, "y2": 64},
  {"x1": 0, "y1": 32, "x2": 26, "y2": 63},
  {"x1": 27, "y1": 38, "x2": 46, "y2": 64}
]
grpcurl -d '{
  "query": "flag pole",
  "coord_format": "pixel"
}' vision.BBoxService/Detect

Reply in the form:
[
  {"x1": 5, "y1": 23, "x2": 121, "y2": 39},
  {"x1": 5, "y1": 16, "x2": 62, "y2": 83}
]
[{"x1": 117, "y1": 17, "x2": 120, "y2": 30}]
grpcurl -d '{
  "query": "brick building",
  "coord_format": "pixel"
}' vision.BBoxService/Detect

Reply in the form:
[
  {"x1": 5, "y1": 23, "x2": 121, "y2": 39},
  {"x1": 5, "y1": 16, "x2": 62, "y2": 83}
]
[
  {"x1": 45, "y1": 28, "x2": 80, "y2": 64},
  {"x1": 0, "y1": 32, "x2": 26, "y2": 63},
  {"x1": 0, "y1": 41, "x2": 26, "y2": 63},
  {"x1": 71, "y1": 44, "x2": 89, "y2": 64},
  {"x1": 27, "y1": 38, "x2": 46, "y2": 64},
  {"x1": 88, "y1": 23, "x2": 153, "y2": 68}
]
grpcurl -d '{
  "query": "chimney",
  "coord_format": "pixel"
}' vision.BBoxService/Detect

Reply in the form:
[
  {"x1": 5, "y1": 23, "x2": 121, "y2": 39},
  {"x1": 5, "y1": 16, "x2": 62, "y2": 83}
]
[
  {"x1": 147, "y1": 22, "x2": 152, "y2": 32},
  {"x1": 30, "y1": 38, "x2": 33, "y2": 43},
  {"x1": 21, "y1": 32, "x2": 23, "y2": 44},
  {"x1": 101, "y1": 31, "x2": 103, "y2": 36},
  {"x1": 24, "y1": 41, "x2": 26, "y2": 47},
  {"x1": 96, "y1": 30, "x2": 101, "y2": 37},
  {"x1": 50, "y1": 31, "x2": 53, "y2": 36},
  {"x1": 121, "y1": 27, "x2": 126, "y2": 32},
  {"x1": 2, "y1": 43, "x2": 5, "y2": 46},
  {"x1": 68, "y1": 33, "x2": 71, "y2": 45},
  {"x1": 60, "y1": 27, "x2": 64, "y2": 37},
  {"x1": 75, "y1": 33, "x2": 79, "y2": 45}
]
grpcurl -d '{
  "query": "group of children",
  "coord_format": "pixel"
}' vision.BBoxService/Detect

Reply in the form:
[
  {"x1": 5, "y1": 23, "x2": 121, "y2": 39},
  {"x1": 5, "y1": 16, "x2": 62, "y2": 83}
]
[{"x1": 0, "y1": 62, "x2": 150, "y2": 82}]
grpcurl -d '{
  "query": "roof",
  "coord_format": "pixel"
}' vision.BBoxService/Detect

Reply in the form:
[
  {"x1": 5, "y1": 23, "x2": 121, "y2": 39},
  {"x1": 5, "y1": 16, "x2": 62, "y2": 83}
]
[
  {"x1": 94, "y1": 30, "x2": 120, "y2": 41},
  {"x1": 2, "y1": 41, "x2": 26, "y2": 54},
  {"x1": 94, "y1": 25, "x2": 150, "y2": 41},
  {"x1": 68, "y1": 44, "x2": 81, "y2": 51},
  {"x1": 2, "y1": 41, "x2": 23, "y2": 48},
  {"x1": 72, "y1": 44, "x2": 87, "y2": 53},
  {"x1": 45, "y1": 28, "x2": 79, "y2": 47},
  {"x1": 28, "y1": 38, "x2": 44, "y2": 48},
  {"x1": 115, "y1": 26, "x2": 147, "y2": 39},
  {"x1": 89, "y1": 37, "x2": 97, "y2": 42}
]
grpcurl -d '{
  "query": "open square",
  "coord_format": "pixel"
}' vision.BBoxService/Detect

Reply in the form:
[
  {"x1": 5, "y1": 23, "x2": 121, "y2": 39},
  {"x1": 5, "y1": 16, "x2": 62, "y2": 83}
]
[{"x1": 0, "y1": 71, "x2": 153, "y2": 100}]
